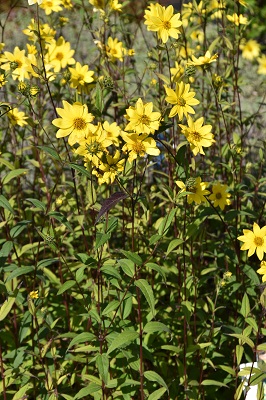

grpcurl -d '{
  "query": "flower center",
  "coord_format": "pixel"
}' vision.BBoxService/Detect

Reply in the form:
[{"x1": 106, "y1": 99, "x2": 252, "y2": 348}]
[
  {"x1": 189, "y1": 131, "x2": 201, "y2": 142},
  {"x1": 254, "y1": 237, "x2": 264, "y2": 247},
  {"x1": 177, "y1": 97, "x2": 186, "y2": 106},
  {"x1": 215, "y1": 192, "x2": 222, "y2": 199},
  {"x1": 86, "y1": 141, "x2": 102, "y2": 155},
  {"x1": 46, "y1": 1, "x2": 53, "y2": 6},
  {"x1": 163, "y1": 21, "x2": 171, "y2": 30},
  {"x1": 56, "y1": 52, "x2": 64, "y2": 61},
  {"x1": 73, "y1": 117, "x2": 87, "y2": 131},
  {"x1": 132, "y1": 141, "x2": 145, "y2": 155},
  {"x1": 139, "y1": 115, "x2": 150, "y2": 125}
]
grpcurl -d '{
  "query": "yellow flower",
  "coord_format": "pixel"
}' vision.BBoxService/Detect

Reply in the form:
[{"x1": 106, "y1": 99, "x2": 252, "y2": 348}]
[
  {"x1": 144, "y1": 3, "x2": 182, "y2": 44},
  {"x1": 0, "y1": 73, "x2": 7, "y2": 88},
  {"x1": 187, "y1": 51, "x2": 218, "y2": 66},
  {"x1": 110, "y1": 0, "x2": 122, "y2": 12},
  {"x1": 164, "y1": 81, "x2": 200, "y2": 120},
  {"x1": 29, "y1": 290, "x2": 39, "y2": 299},
  {"x1": 40, "y1": 0, "x2": 62, "y2": 15},
  {"x1": 102, "y1": 121, "x2": 121, "y2": 146},
  {"x1": 124, "y1": 98, "x2": 161, "y2": 135},
  {"x1": 227, "y1": 13, "x2": 248, "y2": 26},
  {"x1": 69, "y1": 62, "x2": 94, "y2": 93},
  {"x1": 0, "y1": 46, "x2": 35, "y2": 81},
  {"x1": 52, "y1": 101, "x2": 95, "y2": 146},
  {"x1": 7, "y1": 108, "x2": 28, "y2": 127},
  {"x1": 209, "y1": 183, "x2": 231, "y2": 210},
  {"x1": 61, "y1": 0, "x2": 72, "y2": 8},
  {"x1": 240, "y1": 39, "x2": 260, "y2": 60},
  {"x1": 179, "y1": 116, "x2": 214, "y2": 156},
  {"x1": 257, "y1": 261, "x2": 266, "y2": 282},
  {"x1": 122, "y1": 133, "x2": 160, "y2": 163},
  {"x1": 89, "y1": 0, "x2": 105, "y2": 9},
  {"x1": 45, "y1": 36, "x2": 75, "y2": 73},
  {"x1": 238, "y1": 223, "x2": 266, "y2": 261},
  {"x1": 23, "y1": 20, "x2": 56, "y2": 43},
  {"x1": 176, "y1": 177, "x2": 210, "y2": 204},
  {"x1": 105, "y1": 37, "x2": 124, "y2": 62},
  {"x1": 258, "y1": 55, "x2": 266, "y2": 75},
  {"x1": 95, "y1": 150, "x2": 125, "y2": 184},
  {"x1": 75, "y1": 124, "x2": 112, "y2": 167}
]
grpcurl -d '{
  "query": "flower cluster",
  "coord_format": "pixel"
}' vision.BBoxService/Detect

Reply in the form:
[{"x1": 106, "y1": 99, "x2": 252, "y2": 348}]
[{"x1": 238, "y1": 223, "x2": 266, "y2": 261}]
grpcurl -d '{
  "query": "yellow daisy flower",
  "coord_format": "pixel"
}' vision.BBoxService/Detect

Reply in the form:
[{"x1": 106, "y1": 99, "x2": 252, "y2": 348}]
[
  {"x1": 0, "y1": 46, "x2": 35, "y2": 81},
  {"x1": 176, "y1": 177, "x2": 210, "y2": 204},
  {"x1": 238, "y1": 223, "x2": 266, "y2": 261},
  {"x1": 45, "y1": 37, "x2": 75, "y2": 73},
  {"x1": 144, "y1": 3, "x2": 182, "y2": 44},
  {"x1": 52, "y1": 101, "x2": 94, "y2": 146},
  {"x1": 227, "y1": 13, "x2": 248, "y2": 26},
  {"x1": 102, "y1": 121, "x2": 121, "y2": 146},
  {"x1": 240, "y1": 39, "x2": 260, "y2": 60},
  {"x1": 257, "y1": 261, "x2": 266, "y2": 282},
  {"x1": 69, "y1": 62, "x2": 94, "y2": 93},
  {"x1": 122, "y1": 133, "x2": 160, "y2": 163},
  {"x1": 40, "y1": 0, "x2": 62, "y2": 15},
  {"x1": 209, "y1": 183, "x2": 231, "y2": 210},
  {"x1": 29, "y1": 290, "x2": 39, "y2": 299},
  {"x1": 95, "y1": 150, "x2": 125, "y2": 184},
  {"x1": 258, "y1": 55, "x2": 266, "y2": 75},
  {"x1": 164, "y1": 81, "x2": 200, "y2": 120},
  {"x1": 187, "y1": 50, "x2": 218, "y2": 66},
  {"x1": 124, "y1": 98, "x2": 161, "y2": 135},
  {"x1": 105, "y1": 37, "x2": 124, "y2": 62},
  {"x1": 179, "y1": 116, "x2": 214, "y2": 156},
  {"x1": 7, "y1": 108, "x2": 28, "y2": 127}
]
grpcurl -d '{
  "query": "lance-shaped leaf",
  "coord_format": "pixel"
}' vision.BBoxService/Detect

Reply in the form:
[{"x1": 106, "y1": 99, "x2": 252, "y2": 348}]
[{"x1": 95, "y1": 192, "x2": 128, "y2": 224}]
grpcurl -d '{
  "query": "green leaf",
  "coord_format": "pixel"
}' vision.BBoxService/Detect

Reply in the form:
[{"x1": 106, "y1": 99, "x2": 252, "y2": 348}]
[
  {"x1": 236, "y1": 344, "x2": 244, "y2": 365},
  {"x1": 144, "y1": 370, "x2": 168, "y2": 390},
  {"x1": 42, "y1": 267, "x2": 60, "y2": 285},
  {"x1": 74, "y1": 383, "x2": 101, "y2": 399},
  {"x1": 48, "y1": 211, "x2": 74, "y2": 232},
  {"x1": 57, "y1": 280, "x2": 76, "y2": 295},
  {"x1": 201, "y1": 379, "x2": 228, "y2": 388},
  {"x1": 95, "y1": 191, "x2": 128, "y2": 224},
  {"x1": 228, "y1": 334, "x2": 254, "y2": 349},
  {"x1": 250, "y1": 372, "x2": 266, "y2": 386},
  {"x1": 243, "y1": 264, "x2": 260, "y2": 285},
  {"x1": 245, "y1": 317, "x2": 258, "y2": 333},
  {"x1": 158, "y1": 208, "x2": 176, "y2": 235},
  {"x1": 102, "y1": 300, "x2": 120, "y2": 316},
  {"x1": 166, "y1": 238, "x2": 183, "y2": 255},
  {"x1": 0, "y1": 288, "x2": 18, "y2": 321},
  {"x1": 10, "y1": 220, "x2": 31, "y2": 238},
  {"x1": 143, "y1": 321, "x2": 170, "y2": 334},
  {"x1": 101, "y1": 265, "x2": 121, "y2": 280},
  {"x1": 70, "y1": 163, "x2": 92, "y2": 178},
  {"x1": 107, "y1": 330, "x2": 139, "y2": 355},
  {"x1": 147, "y1": 387, "x2": 167, "y2": 400},
  {"x1": 0, "y1": 194, "x2": 15, "y2": 215},
  {"x1": 240, "y1": 293, "x2": 250, "y2": 318},
  {"x1": 2, "y1": 168, "x2": 28, "y2": 184},
  {"x1": 234, "y1": 380, "x2": 246, "y2": 400},
  {"x1": 145, "y1": 262, "x2": 166, "y2": 281},
  {"x1": 67, "y1": 333, "x2": 96, "y2": 350},
  {"x1": 149, "y1": 234, "x2": 162, "y2": 245},
  {"x1": 119, "y1": 250, "x2": 142, "y2": 266},
  {"x1": 95, "y1": 232, "x2": 111, "y2": 250},
  {"x1": 96, "y1": 353, "x2": 109, "y2": 384},
  {"x1": 135, "y1": 279, "x2": 155, "y2": 317},
  {"x1": 12, "y1": 383, "x2": 31, "y2": 399},
  {"x1": 118, "y1": 259, "x2": 135, "y2": 277},
  {"x1": 217, "y1": 365, "x2": 236, "y2": 376},
  {"x1": 26, "y1": 198, "x2": 46, "y2": 211},
  {"x1": 37, "y1": 145, "x2": 61, "y2": 161},
  {"x1": 0, "y1": 241, "x2": 13, "y2": 267},
  {"x1": 6, "y1": 266, "x2": 34, "y2": 282}
]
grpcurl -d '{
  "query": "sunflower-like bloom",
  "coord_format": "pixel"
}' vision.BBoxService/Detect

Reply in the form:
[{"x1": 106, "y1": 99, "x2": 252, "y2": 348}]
[
  {"x1": 187, "y1": 50, "x2": 218, "y2": 66},
  {"x1": 94, "y1": 150, "x2": 125, "y2": 184},
  {"x1": 179, "y1": 116, "x2": 215, "y2": 156},
  {"x1": 144, "y1": 3, "x2": 182, "y2": 44},
  {"x1": 176, "y1": 177, "x2": 209, "y2": 204},
  {"x1": 257, "y1": 55, "x2": 266, "y2": 75},
  {"x1": 52, "y1": 101, "x2": 94, "y2": 146},
  {"x1": 45, "y1": 37, "x2": 75, "y2": 73},
  {"x1": 240, "y1": 39, "x2": 260, "y2": 60},
  {"x1": 102, "y1": 121, "x2": 121, "y2": 146},
  {"x1": 7, "y1": 108, "x2": 28, "y2": 127},
  {"x1": 227, "y1": 13, "x2": 248, "y2": 26},
  {"x1": 122, "y1": 133, "x2": 160, "y2": 163},
  {"x1": 0, "y1": 47, "x2": 36, "y2": 81},
  {"x1": 238, "y1": 223, "x2": 266, "y2": 261},
  {"x1": 29, "y1": 290, "x2": 39, "y2": 299},
  {"x1": 209, "y1": 183, "x2": 231, "y2": 210},
  {"x1": 105, "y1": 37, "x2": 124, "y2": 62},
  {"x1": 124, "y1": 98, "x2": 161, "y2": 135},
  {"x1": 69, "y1": 62, "x2": 94, "y2": 93},
  {"x1": 40, "y1": 0, "x2": 62, "y2": 15},
  {"x1": 257, "y1": 261, "x2": 266, "y2": 282},
  {"x1": 164, "y1": 82, "x2": 200, "y2": 120}
]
